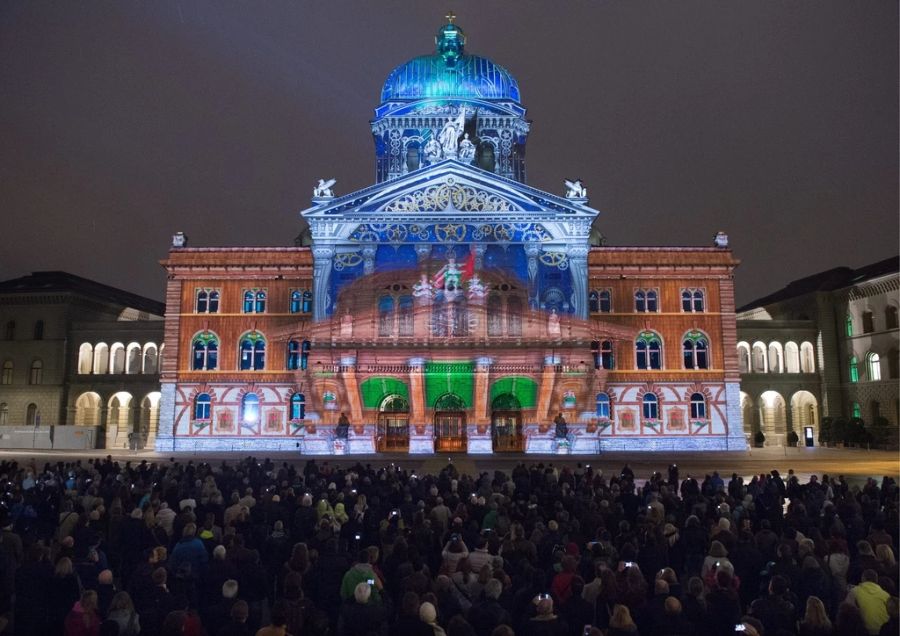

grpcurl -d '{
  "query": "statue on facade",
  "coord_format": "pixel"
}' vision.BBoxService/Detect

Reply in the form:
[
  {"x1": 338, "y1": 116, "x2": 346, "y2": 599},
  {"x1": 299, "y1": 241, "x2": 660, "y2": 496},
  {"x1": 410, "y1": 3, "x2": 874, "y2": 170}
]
[
  {"x1": 458, "y1": 133, "x2": 476, "y2": 162},
  {"x1": 413, "y1": 273, "x2": 433, "y2": 303},
  {"x1": 548, "y1": 308, "x2": 561, "y2": 337},
  {"x1": 335, "y1": 412, "x2": 350, "y2": 439},
  {"x1": 554, "y1": 412, "x2": 568, "y2": 439},
  {"x1": 443, "y1": 254, "x2": 462, "y2": 294},
  {"x1": 714, "y1": 231, "x2": 729, "y2": 248},
  {"x1": 466, "y1": 274, "x2": 485, "y2": 302},
  {"x1": 438, "y1": 110, "x2": 465, "y2": 158},
  {"x1": 564, "y1": 179, "x2": 587, "y2": 199},
  {"x1": 340, "y1": 311, "x2": 353, "y2": 337},
  {"x1": 423, "y1": 137, "x2": 442, "y2": 164},
  {"x1": 313, "y1": 178, "x2": 336, "y2": 198}
]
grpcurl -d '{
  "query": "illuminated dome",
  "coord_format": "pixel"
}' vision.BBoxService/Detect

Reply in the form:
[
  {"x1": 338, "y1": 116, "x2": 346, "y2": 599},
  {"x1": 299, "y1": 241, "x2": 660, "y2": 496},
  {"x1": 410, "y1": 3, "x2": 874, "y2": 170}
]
[{"x1": 380, "y1": 20, "x2": 521, "y2": 103}]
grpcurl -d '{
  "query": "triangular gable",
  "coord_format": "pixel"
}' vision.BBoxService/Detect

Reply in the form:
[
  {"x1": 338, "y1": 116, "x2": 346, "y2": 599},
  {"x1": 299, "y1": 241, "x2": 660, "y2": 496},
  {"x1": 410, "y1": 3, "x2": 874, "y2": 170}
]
[{"x1": 301, "y1": 159, "x2": 597, "y2": 218}]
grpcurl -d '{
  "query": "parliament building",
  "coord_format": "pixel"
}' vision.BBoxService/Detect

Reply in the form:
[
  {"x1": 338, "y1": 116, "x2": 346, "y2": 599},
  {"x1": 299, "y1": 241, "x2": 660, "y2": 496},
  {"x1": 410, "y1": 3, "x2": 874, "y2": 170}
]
[{"x1": 155, "y1": 19, "x2": 745, "y2": 454}]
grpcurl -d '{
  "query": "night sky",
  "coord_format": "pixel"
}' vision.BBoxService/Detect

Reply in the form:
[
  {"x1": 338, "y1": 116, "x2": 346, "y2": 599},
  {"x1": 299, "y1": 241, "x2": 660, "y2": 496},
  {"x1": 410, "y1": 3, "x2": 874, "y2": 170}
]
[{"x1": 1, "y1": 2, "x2": 896, "y2": 306}]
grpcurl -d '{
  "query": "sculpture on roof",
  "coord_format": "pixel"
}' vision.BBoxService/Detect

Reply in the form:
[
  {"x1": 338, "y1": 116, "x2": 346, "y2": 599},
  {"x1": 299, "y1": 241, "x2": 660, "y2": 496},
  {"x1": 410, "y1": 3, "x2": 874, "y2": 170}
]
[
  {"x1": 313, "y1": 179, "x2": 336, "y2": 198},
  {"x1": 564, "y1": 179, "x2": 587, "y2": 199},
  {"x1": 458, "y1": 133, "x2": 476, "y2": 163},
  {"x1": 438, "y1": 110, "x2": 466, "y2": 158}
]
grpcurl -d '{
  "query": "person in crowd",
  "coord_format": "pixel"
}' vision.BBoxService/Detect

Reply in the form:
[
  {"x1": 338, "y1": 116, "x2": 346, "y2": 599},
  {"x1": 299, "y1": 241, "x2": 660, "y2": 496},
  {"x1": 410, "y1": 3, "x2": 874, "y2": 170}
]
[
  {"x1": 64, "y1": 589, "x2": 102, "y2": 636},
  {"x1": 798, "y1": 595, "x2": 833, "y2": 636},
  {"x1": 106, "y1": 591, "x2": 141, "y2": 636},
  {"x1": 604, "y1": 604, "x2": 637, "y2": 636},
  {"x1": 846, "y1": 569, "x2": 890, "y2": 635}
]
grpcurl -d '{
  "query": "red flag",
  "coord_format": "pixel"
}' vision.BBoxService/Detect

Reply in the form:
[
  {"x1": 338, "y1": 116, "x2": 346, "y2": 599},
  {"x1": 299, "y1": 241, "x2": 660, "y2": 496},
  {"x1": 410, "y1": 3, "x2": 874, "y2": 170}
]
[{"x1": 462, "y1": 250, "x2": 475, "y2": 280}]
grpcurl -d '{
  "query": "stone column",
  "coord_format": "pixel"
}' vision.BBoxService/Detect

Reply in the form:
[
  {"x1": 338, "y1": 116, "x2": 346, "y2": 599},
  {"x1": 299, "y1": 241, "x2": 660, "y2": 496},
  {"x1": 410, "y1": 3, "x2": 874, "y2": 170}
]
[
  {"x1": 525, "y1": 242, "x2": 540, "y2": 309},
  {"x1": 473, "y1": 357, "x2": 492, "y2": 427},
  {"x1": 361, "y1": 245, "x2": 376, "y2": 276},
  {"x1": 312, "y1": 245, "x2": 335, "y2": 320},
  {"x1": 535, "y1": 354, "x2": 559, "y2": 425},
  {"x1": 340, "y1": 355, "x2": 363, "y2": 423},
  {"x1": 568, "y1": 245, "x2": 590, "y2": 319},
  {"x1": 407, "y1": 357, "x2": 433, "y2": 453}
]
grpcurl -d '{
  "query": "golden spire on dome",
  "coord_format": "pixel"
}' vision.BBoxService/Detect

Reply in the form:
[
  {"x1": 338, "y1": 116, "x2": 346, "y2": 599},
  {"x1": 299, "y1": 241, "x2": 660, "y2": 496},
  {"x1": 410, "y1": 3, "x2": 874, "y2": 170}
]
[{"x1": 445, "y1": 10, "x2": 456, "y2": 24}]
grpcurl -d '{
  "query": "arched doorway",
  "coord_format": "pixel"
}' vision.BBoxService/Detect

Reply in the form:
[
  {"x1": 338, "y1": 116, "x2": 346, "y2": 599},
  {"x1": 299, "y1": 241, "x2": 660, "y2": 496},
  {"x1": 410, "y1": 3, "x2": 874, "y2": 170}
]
[
  {"x1": 107, "y1": 391, "x2": 133, "y2": 449},
  {"x1": 433, "y1": 393, "x2": 466, "y2": 452},
  {"x1": 491, "y1": 393, "x2": 523, "y2": 451},
  {"x1": 790, "y1": 390, "x2": 818, "y2": 446},
  {"x1": 759, "y1": 390, "x2": 786, "y2": 443},
  {"x1": 378, "y1": 395, "x2": 410, "y2": 451},
  {"x1": 139, "y1": 392, "x2": 161, "y2": 449},
  {"x1": 74, "y1": 392, "x2": 102, "y2": 426}
]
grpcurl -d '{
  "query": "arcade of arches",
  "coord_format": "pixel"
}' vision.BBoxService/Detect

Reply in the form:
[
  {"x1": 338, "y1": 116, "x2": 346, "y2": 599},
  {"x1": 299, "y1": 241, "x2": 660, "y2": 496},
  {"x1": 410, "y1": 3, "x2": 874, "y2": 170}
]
[
  {"x1": 740, "y1": 389, "x2": 819, "y2": 446},
  {"x1": 73, "y1": 390, "x2": 161, "y2": 449}
]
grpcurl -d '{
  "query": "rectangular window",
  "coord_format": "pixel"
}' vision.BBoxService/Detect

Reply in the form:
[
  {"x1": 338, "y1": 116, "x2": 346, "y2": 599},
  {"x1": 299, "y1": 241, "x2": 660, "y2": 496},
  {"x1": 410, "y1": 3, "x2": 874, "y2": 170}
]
[{"x1": 862, "y1": 312, "x2": 874, "y2": 333}]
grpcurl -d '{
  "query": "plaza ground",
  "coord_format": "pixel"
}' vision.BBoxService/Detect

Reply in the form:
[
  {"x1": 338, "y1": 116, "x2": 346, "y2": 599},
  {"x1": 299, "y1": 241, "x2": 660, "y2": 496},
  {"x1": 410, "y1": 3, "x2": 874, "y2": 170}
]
[{"x1": 1, "y1": 447, "x2": 897, "y2": 483}]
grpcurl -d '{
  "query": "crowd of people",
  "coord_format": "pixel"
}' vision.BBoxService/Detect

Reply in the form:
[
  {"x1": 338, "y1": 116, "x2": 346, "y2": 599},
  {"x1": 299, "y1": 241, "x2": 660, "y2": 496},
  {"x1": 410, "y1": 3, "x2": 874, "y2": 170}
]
[{"x1": 0, "y1": 455, "x2": 896, "y2": 636}]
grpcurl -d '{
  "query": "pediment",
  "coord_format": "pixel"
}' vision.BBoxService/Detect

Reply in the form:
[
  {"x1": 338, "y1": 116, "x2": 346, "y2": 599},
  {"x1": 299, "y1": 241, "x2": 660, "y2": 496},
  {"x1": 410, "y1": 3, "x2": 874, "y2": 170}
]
[{"x1": 301, "y1": 160, "x2": 598, "y2": 219}]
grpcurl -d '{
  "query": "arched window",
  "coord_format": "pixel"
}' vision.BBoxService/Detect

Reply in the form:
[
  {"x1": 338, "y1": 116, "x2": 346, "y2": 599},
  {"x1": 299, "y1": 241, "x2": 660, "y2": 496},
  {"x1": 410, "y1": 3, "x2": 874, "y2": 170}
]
[
  {"x1": 751, "y1": 342, "x2": 767, "y2": 373},
  {"x1": 589, "y1": 291, "x2": 600, "y2": 313},
  {"x1": 636, "y1": 332, "x2": 662, "y2": 370},
  {"x1": 241, "y1": 393, "x2": 260, "y2": 425},
  {"x1": 93, "y1": 343, "x2": 109, "y2": 375},
  {"x1": 642, "y1": 393, "x2": 659, "y2": 420},
  {"x1": 690, "y1": 392, "x2": 707, "y2": 419},
  {"x1": 867, "y1": 352, "x2": 881, "y2": 381},
  {"x1": 851, "y1": 401, "x2": 861, "y2": 419},
  {"x1": 290, "y1": 393, "x2": 306, "y2": 420},
  {"x1": 255, "y1": 291, "x2": 266, "y2": 313},
  {"x1": 737, "y1": 343, "x2": 751, "y2": 373},
  {"x1": 25, "y1": 403, "x2": 38, "y2": 427},
  {"x1": 243, "y1": 290, "x2": 255, "y2": 313},
  {"x1": 599, "y1": 289, "x2": 611, "y2": 313},
  {"x1": 286, "y1": 340, "x2": 301, "y2": 370},
  {"x1": 29, "y1": 359, "x2": 42, "y2": 385},
  {"x1": 784, "y1": 342, "x2": 800, "y2": 373},
  {"x1": 192, "y1": 333, "x2": 219, "y2": 371},
  {"x1": 683, "y1": 332, "x2": 709, "y2": 369},
  {"x1": 692, "y1": 290, "x2": 704, "y2": 312},
  {"x1": 300, "y1": 340, "x2": 310, "y2": 371},
  {"x1": 849, "y1": 356, "x2": 859, "y2": 382},
  {"x1": 126, "y1": 343, "x2": 142, "y2": 374},
  {"x1": 290, "y1": 290, "x2": 302, "y2": 314},
  {"x1": 0, "y1": 403, "x2": 7, "y2": 426},
  {"x1": 596, "y1": 393, "x2": 611, "y2": 419},
  {"x1": 193, "y1": 393, "x2": 211, "y2": 421},
  {"x1": 302, "y1": 290, "x2": 312, "y2": 313},
  {"x1": 196, "y1": 290, "x2": 209, "y2": 313},
  {"x1": 142, "y1": 344, "x2": 158, "y2": 374},
  {"x1": 845, "y1": 314, "x2": 854, "y2": 337},
  {"x1": 1, "y1": 361, "x2": 12, "y2": 385},
  {"x1": 886, "y1": 306, "x2": 898, "y2": 330},
  {"x1": 110, "y1": 343, "x2": 126, "y2": 374},
  {"x1": 507, "y1": 296, "x2": 522, "y2": 337},
  {"x1": 208, "y1": 291, "x2": 219, "y2": 313},
  {"x1": 33, "y1": 320, "x2": 44, "y2": 340},
  {"x1": 681, "y1": 290, "x2": 692, "y2": 312},
  {"x1": 646, "y1": 290, "x2": 658, "y2": 312},
  {"x1": 862, "y1": 311, "x2": 874, "y2": 333},
  {"x1": 800, "y1": 342, "x2": 815, "y2": 373},
  {"x1": 487, "y1": 294, "x2": 503, "y2": 336},
  {"x1": 398, "y1": 295, "x2": 413, "y2": 336},
  {"x1": 635, "y1": 291, "x2": 646, "y2": 312},
  {"x1": 78, "y1": 343, "x2": 93, "y2": 374},
  {"x1": 239, "y1": 332, "x2": 266, "y2": 370},
  {"x1": 378, "y1": 295, "x2": 395, "y2": 337}
]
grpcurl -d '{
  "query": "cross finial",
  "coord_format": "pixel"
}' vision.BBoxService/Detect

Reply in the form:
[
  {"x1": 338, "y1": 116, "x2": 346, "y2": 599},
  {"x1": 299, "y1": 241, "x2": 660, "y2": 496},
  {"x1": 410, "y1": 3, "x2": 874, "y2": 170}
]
[{"x1": 445, "y1": 10, "x2": 456, "y2": 23}]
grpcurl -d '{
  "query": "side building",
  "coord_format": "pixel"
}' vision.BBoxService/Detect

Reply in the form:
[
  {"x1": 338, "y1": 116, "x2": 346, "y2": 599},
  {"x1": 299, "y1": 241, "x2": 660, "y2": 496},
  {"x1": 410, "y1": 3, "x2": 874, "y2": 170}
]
[
  {"x1": 736, "y1": 256, "x2": 899, "y2": 446},
  {"x1": 0, "y1": 271, "x2": 164, "y2": 449}
]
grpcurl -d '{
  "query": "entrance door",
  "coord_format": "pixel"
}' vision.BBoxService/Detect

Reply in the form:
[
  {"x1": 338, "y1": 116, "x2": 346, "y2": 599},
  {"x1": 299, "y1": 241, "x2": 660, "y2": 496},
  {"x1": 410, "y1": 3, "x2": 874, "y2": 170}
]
[
  {"x1": 804, "y1": 426, "x2": 814, "y2": 447},
  {"x1": 377, "y1": 395, "x2": 409, "y2": 451},
  {"x1": 433, "y1": 393, "x2": 467, "y2": 452},
  {"x1": 491, "y1": 393, "x2": 523, "y2": 451}
]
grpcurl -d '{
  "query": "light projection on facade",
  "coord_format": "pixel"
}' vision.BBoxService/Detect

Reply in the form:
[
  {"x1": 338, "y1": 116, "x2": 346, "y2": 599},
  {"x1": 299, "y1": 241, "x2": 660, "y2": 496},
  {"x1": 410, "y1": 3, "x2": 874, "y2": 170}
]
[{"x1": 156, "y1": 17, "x2": 745, "y2": 454}]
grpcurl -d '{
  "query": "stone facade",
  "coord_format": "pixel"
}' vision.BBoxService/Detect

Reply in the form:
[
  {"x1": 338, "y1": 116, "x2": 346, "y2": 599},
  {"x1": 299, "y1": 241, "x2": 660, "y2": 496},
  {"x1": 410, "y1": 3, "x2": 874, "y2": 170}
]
[{"x1": 736, "y1": 256, "x2": 899, "y2": 446}]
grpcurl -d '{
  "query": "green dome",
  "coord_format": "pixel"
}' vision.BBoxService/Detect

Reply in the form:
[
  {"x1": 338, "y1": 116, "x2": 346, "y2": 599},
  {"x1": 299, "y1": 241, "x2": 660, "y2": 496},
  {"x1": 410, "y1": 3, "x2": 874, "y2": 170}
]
[{"x1": 379, "y1": 21, "x2": 521, "y2": 103}]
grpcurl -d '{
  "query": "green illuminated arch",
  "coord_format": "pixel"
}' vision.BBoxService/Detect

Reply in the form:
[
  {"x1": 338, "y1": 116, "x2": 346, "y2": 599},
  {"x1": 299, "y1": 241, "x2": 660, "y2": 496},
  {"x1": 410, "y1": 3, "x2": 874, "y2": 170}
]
[
  {"x1": 490, "y1": 376, "x2": 537, "y2": 409},
  {"x1": 360, "y1": 377, "x2": 409, "y2": 409}
]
